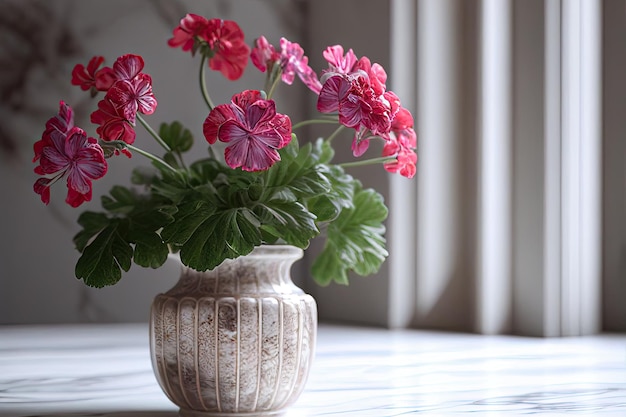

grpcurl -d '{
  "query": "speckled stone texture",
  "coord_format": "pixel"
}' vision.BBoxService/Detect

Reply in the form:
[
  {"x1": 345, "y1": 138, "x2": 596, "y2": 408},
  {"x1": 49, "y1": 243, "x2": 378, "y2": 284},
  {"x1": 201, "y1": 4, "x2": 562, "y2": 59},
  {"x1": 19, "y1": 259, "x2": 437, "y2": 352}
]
[{"x1": 150, "y1": 246, "x2": 317, "y2": 417}]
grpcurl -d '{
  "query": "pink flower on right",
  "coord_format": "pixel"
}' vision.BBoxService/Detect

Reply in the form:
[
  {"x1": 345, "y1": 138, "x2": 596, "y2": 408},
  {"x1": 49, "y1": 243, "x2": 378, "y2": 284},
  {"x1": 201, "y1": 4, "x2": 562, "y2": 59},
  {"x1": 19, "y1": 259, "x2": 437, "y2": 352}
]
[{"x1": 316, "y1": 45, "x2": 417, "y2": 178}]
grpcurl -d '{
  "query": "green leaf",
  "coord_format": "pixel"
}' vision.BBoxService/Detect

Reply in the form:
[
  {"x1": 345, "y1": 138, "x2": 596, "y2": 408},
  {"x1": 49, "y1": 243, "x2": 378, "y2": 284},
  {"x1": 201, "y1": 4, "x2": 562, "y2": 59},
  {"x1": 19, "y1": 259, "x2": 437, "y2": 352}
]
[
  {"x1": 311, "y1": 183, "x2": 389, "y2": 286},
  {"x1": 75, "y1": 221, "x2": 133, "y2": 288},
  {"x1": 162, "y1": 194, "x2": 262, "y2": 271},
  {"x1": 74, "y1": 211, "x2": 110, "y2": 252},
  {"x1": 163, "y1": 152, "x2": 180, "y2": 169},
  {"x1": 131, "y1": 166, "x2": 158, "y2": 186},
  {"x1": 128, "y1": 228, "x2": 168, "y2": 269},
  {"x1": 151, "y1": 171, "x2": 190, "y2": 203},
  {"x1": 74, "y1": 183, "x2": 176, "y2": 286},
  {"x1": 161, "y1": 201, "x2": 216, "y2": 245},
  {"x1": 313, "y1": 137, "x2": 335, "y2": 164},
  {"x1": 101, "y1": 186, "x2": 136, "y2": 214},
  {"x1": 311, "y1": 246, "x2": 348, "y2": 286},
  {"x1": 306, "y1": 194, "x2": 341, "y2": 222},
  {"x1": 256, "y1": 199, "x2": 319, "y2": 248},
  {"x1": 159, "y1": 121, "x2": 193, "y2": 153},
  {"x1": 263, "y1": 142, "x2": 331, "y2": 201},
  {"x1": 177, "y1": 208, "x2": 262, "y2": 271}
]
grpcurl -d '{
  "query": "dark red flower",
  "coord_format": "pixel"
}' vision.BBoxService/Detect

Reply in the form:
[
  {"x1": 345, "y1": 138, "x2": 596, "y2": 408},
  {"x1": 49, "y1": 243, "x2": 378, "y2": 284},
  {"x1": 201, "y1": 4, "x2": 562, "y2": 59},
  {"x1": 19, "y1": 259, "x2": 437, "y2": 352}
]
[
  {"x1": 71, "y1": 56, "x2": 106, "y2": 93},
  {"x1": 90, "y1": 98, "x2": 136, "y2": 157},
  {"x1": 33, "y1": 102, "x2": 107, "y2": 207}
]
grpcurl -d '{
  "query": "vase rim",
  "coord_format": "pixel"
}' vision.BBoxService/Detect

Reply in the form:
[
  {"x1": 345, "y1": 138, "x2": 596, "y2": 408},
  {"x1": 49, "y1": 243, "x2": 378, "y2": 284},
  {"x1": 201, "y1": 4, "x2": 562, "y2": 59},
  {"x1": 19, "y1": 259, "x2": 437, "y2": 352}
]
[
  {"x1": 247, "y1": 244, "x2": 304, "y2": 257},
  {"x1": 168, "y1": 244, "x2": 304, "y2": 264}
]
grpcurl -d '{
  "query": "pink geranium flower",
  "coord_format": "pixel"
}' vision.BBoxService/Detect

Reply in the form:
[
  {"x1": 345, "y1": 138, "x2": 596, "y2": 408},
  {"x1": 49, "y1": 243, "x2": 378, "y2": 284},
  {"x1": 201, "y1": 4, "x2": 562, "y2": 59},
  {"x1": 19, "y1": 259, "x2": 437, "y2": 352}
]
[
  {"x1": 204, "y1": 19, "x2": 250, "y2": 81},
  {"x1": 34, "y1": 100, "x2": 74, "y2": 162},
  {"x1": 99, "y1": 55, "x2": 157, "y2": 120},
  {"x1": 71, "y1": 56, "x2": 106, "y2": 94},
  {"x1": 107, "y1": 73, "x2": 157, "y2": 121},
  {"x1": 318, "y1": 72, "x2": 393, "y2": 143},
  {"x1": 90, "y1": 98, "x2": 136, "y2": 157},
  {"x1": 169, "y1": 16, "x2": 250, "y2": 81},
  {"x1": 318, "y1": 48, "x2": 403, "y2": 158},
  {"x1": 167, "y1": 13, "x2": 209, "y2": 52},
  {"x1": 250, "y1": 36, "x2": 280, "y2": 73},
  {"x1": 203, "y1": 90, "x2": 291, "y2": 171},
  {"x1": 322, "y1": 45, "x2": 358, "y2": 74},
  {"x1": 382, "y1": 107, "x2": 418, "y2": 178},
  {"x1": 251, "y1": 36, "x2": 322, "y2": 94},
  {"x1": 33, "y1": 102, "x2": 107, "y2": 207},
  {"x1": 79, "y1": 54, "x2": 156, "y2": 155}
]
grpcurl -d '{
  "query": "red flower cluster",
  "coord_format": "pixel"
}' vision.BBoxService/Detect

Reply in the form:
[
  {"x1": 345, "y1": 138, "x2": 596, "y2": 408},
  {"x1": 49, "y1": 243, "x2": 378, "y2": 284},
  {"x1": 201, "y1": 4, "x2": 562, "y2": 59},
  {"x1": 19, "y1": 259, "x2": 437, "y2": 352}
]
[
  {"x1": 71, "y1": 54, "x2": 157, "y2": 157},
  {"x1": 168, "y1": 14, "x2": 250, "y2": 81},
  {"x1": 32, "y1": 101, "x2": 108, "y2": 207}
]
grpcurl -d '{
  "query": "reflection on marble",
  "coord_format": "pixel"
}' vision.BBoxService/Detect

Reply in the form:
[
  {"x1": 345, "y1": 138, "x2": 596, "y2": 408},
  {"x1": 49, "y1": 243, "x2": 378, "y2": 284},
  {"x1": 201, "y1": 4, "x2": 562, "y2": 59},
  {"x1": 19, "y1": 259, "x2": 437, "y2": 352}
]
[{"x1": 1, "y1": 324, "x2": 625, "y2": 416}]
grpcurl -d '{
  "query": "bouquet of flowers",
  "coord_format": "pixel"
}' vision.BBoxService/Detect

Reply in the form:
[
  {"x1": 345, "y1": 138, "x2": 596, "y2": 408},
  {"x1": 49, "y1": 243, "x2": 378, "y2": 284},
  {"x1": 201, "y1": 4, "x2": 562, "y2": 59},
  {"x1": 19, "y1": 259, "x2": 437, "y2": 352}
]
[{"x1": 31, "y1": 14, "x2": 417, "y2": 288}]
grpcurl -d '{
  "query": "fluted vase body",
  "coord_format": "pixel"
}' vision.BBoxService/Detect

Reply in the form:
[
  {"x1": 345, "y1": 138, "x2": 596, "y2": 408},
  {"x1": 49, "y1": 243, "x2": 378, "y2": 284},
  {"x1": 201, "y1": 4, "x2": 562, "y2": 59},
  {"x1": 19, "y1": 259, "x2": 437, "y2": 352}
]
[{"x1": 150, "y1": 245, "x2": 317, "y2": 417}]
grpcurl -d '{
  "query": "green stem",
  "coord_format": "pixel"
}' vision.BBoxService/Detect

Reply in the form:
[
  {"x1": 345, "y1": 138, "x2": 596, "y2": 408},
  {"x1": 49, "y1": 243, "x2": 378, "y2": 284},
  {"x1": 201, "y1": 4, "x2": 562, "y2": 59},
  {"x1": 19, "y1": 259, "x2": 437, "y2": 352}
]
[
  {"x1": 339, "y1": 156, "x2": 396, "y2": 168},
  {"x1": 136, "y1": 114, "x2": 171, "y2": 153},
  {"x1": 292, "y1": 118, "x2": 340, "y2": 130},
  {"x1": 325, "y1": 124, "x2": 346, "y2": 144},
  {"x1": 199, "y1": 55, "x2": 215, "y2": 110},
  {"x1": 265, "y1": 72, "x2": 282, "y2": 100},
  {"x1": 126, "y1": 144, "x2": 178, "y2": 174}
]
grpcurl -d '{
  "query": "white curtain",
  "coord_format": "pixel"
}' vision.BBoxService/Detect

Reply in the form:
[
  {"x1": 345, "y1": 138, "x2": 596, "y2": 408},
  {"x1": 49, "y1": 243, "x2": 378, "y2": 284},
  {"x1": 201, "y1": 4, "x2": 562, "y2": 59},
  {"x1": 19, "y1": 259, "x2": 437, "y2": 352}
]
[
  {"x1": 307, "y1": 0, "x2": 622, "y2": 336},
  {"x1": 384, "y1": 0, "x2": 604, "y2": 336}
]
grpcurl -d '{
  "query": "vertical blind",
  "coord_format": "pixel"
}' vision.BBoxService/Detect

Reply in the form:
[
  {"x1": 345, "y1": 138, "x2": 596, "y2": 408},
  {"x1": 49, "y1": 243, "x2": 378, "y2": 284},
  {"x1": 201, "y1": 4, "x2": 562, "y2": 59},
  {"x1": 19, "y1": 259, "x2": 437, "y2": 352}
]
[{"x1": 307, "y1": 0, "x2": 617, "y2": 336}]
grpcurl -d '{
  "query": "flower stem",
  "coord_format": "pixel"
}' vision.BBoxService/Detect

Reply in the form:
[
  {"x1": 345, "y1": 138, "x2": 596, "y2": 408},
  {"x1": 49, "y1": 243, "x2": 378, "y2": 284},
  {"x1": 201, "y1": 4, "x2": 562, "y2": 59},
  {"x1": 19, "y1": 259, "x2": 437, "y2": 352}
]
[
  {"x1": 199, "y1": 55, "x2": 215, "y2": 110},
  {"x1": 265, "y1": 71, "x2": 282, "y2": 101},
  {"x1": 292, "y1": 118, "x2": 340, "y2": 130},
  {"x1": 126, "y1": 144, "x2": 178, "y2": 174},
  {"x1": 339, "y1": 156, "x2": 395, "y2": 168},
  {"x1": 136, "y1": 114, "x2": 171, "y2": 153},
  {"x1": 325, "y1": 124, "x2": 345, "y2": 144}
]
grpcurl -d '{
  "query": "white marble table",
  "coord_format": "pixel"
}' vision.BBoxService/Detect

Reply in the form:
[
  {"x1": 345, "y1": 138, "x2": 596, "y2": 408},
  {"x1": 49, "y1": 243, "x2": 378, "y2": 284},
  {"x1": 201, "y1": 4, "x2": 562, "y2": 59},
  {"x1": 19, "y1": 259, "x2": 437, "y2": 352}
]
[{"x1": 0, "y1": 323, "x2": 625, "y2": 416}]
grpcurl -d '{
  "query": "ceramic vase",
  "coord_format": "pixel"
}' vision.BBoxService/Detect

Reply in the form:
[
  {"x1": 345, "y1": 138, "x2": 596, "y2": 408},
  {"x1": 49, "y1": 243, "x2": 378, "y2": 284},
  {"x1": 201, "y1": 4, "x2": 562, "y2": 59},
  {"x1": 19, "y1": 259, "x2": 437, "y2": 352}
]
[{"x1": 150, "y1": 245, "x2": 317, "y2": 416}]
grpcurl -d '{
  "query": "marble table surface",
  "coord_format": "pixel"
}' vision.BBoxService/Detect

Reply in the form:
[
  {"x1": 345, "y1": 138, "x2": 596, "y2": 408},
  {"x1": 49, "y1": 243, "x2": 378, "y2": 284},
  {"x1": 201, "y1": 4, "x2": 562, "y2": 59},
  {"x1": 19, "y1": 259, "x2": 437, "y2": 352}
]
[{"x1": 0, "y1": 323, "x2": 625, "y2": 416}]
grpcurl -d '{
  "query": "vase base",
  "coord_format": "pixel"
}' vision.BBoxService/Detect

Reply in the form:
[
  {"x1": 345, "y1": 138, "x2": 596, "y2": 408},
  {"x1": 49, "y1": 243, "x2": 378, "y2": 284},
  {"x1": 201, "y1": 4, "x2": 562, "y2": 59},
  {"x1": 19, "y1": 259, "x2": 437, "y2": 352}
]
[{"x1": 179, "y1": 409, "x2": 286, "y2": 417}]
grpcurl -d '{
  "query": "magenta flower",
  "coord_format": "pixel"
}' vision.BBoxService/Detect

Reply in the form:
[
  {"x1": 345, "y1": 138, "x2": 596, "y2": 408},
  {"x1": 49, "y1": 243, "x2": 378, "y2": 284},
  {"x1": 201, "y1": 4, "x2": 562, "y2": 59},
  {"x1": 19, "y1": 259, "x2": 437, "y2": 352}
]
[
  {"x1": 280, "y1": 38, "x2": 321, "y2": 94},
  {"x1": 251, "y1": 36, "x2": 322, "y2": 94},
  {"x1": 318, "y1": 73, "x2": 393, "y2": 140},
  {"x1": 82, "y1": 54, "x2": 156, "y2": 156},
  {"x1": 167, "y1": 13, "x2": 209, "y2": 52},
  {"x1": 33, "y1": 102, "x2": 108, "y2": 207},
  {"x1": 34, "y1": 100, "x2": 74, "y2": 161},
  {"x1": 90, "y1": 98, "x2": 136, "y2": 157},
  {"x1": 354, "y1": 57, "x2": 387, "y2": 96},
  {"x1": 205, "y1": 19, "x2": 250, "y2": 81},
  {"x1": 71, "y1": 56, "x2": 106, "y2": 93},
  {"x1": 250, "y1": 36, "x2": 280, "y2": 73},
  {"x1": 99, "y1": 55, "x2": 157, "y2": 121},
  {"x1": 169, "y1": 15, "x2": 250, "y2": 81},
  {"x1": 382, "y1": 107, "x2": 418, "y2": 178},
  {"x1": 203, "y1": 90, "x2": 292, "y2": 171},
  {"x1": 107, "y1": 73, "x2": 157, "y2": 121},
  {"x1": 322, "y1": 45, "x2": 358, "y2": 75}
]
